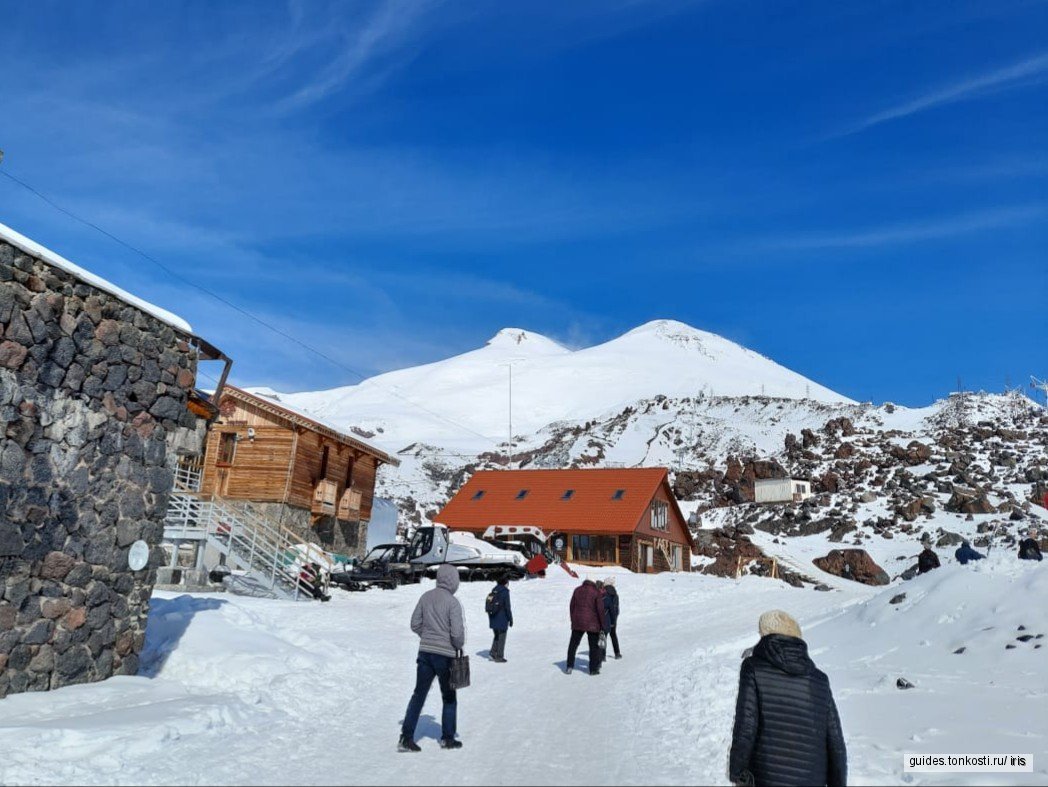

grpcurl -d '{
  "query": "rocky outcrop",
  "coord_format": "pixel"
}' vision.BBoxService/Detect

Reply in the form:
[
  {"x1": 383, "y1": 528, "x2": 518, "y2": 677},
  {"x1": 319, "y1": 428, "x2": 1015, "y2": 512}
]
[
  {"x1": 945, "y1": 489, "x2": 994, "y2": 515},
  {"x1": 0, "y1": 239, "x2": 202, "y2": 698},
  {"x1": 812, "y1": 549, "x2": 889, "y2": 586}
]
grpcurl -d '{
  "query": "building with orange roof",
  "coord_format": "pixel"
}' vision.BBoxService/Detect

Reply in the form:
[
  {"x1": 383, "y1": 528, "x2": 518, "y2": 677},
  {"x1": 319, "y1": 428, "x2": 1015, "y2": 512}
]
[{"x1": 436, "y1": 467, "x2": 693, "y2": 573}]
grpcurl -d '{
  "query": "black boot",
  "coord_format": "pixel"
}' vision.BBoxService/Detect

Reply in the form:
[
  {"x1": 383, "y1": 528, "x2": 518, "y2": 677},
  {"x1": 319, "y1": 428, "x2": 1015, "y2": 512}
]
[
  {"x1": 439, "y1": 737, "x2": 463, "y2": 750},
  {"x1": 398, "y1": 734, "x2": 421, "y2": 752}
]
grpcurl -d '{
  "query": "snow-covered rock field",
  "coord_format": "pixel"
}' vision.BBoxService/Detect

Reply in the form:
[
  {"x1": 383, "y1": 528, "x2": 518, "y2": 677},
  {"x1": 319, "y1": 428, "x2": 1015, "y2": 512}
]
[{"x1": 0, "y1": 556, "x2": 1044, "y2": 785}]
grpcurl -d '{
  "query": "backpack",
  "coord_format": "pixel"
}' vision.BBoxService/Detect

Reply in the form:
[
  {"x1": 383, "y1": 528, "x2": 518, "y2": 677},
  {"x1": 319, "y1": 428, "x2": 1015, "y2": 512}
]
[{"x1": 485, "y1": 589, "x2": 503, "y2": 616}]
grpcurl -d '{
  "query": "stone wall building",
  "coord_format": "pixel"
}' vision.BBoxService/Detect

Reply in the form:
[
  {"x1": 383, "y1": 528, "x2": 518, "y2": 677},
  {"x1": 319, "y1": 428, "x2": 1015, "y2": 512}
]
[{"x1": 0, "y1": 223, "x2": 228, "y2": 698}]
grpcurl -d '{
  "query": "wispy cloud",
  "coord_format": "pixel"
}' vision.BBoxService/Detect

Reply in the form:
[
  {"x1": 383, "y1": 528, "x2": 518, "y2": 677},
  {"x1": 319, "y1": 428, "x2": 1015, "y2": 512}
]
[
  {"x1": 749, "y1": 204, "x2": 1047, "y2": 251},
  {"x1": 273, "y1": 0, "x2": 445, "y2": 111},
  {"x1": 830, "y1": 51, "x2": 1048, "y2": 138}
]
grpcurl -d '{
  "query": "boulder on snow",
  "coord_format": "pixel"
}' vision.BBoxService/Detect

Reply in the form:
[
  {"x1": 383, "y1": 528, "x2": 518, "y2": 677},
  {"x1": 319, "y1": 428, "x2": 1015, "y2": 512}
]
[
  {"x1": 945, "y1": 489, "x2": 994, "y2": 515},
  {"x1": 812, "y1": 549, "x2": 890, "y2": 586},
  {"x1": 896, "y1": 677, "x2": 915, "y2": 690}
]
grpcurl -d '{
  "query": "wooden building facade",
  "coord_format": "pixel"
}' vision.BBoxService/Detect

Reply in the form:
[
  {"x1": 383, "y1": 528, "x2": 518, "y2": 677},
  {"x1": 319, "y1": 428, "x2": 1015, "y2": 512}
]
[
  {"x1": 198, "y1": 386, "x2": 399, "y2": 556},
  {"x1": 436, "y1": 468, "x2": 694, "y2": 573}
]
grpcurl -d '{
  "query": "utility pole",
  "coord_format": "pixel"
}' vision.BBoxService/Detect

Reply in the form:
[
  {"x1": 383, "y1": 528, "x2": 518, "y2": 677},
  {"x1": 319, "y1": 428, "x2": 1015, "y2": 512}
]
[
  {"x1": 1032, "y1": 377, "x2": 1048, "y2": 409},
  {"x1": 499, "y1": 360, "x2": 523, "y2": 466}
]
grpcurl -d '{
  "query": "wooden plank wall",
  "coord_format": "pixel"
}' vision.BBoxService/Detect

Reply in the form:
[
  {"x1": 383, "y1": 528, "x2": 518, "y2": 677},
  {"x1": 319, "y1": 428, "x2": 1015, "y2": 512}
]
[
  {"x1": 290, "y1": 430, "x2": 378, "y2": 520},
  {"x1": 199, "y1": 425, "x2": 294, "y2": 501},
  {"x1": 200, "y1": 396, "x2": 385, "y2": 522}
]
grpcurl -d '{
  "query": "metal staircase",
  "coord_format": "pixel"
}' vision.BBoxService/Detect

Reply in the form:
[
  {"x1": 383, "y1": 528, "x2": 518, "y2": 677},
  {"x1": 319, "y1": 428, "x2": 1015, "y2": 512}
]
[{"x1": 162, "y1": 463, "x2": 316, "y2": 601}]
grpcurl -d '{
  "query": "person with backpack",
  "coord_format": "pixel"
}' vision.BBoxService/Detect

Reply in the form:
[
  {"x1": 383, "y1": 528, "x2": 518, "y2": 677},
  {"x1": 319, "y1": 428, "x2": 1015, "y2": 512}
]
[
  {"x1": 486, "y1": 574, "x2": 513, "y2": 663},
  {"x1": 729, "y1": 610, "x2": 847, "y2": 786},
  {"x1": 566, "y1": 578, "x2": 606, "y2": 675},
  {"x1": 917, "y1": 537, "x2": 941, "y2": 574},
  {"x1": 398, "y1": 564, "x2": 465, "y2": 752},
  {"x1": 954, "y1": 540, "x2": 985, "y2": 565},
  {"x1": 603, "y1": 576, "x2": 622, "y2": 660},
  {"x1": 1018, "y1": 528, "x2": 1044, "y2": 561}
]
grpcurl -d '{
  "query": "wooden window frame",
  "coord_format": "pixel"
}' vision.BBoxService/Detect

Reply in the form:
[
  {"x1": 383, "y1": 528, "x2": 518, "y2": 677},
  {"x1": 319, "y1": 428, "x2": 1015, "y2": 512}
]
[
  {"x1": 217, "y1": 432, "x2": 237, "y2": 467},
  {"x1": 651, "y1": 500, "x2": 669, "y2": 531}
]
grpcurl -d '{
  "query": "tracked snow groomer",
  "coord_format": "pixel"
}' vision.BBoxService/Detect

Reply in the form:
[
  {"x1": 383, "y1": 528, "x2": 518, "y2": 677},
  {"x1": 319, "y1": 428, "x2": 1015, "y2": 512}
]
[{"x1": 407, "y1": 524, "x2": 558, "y2": 581}]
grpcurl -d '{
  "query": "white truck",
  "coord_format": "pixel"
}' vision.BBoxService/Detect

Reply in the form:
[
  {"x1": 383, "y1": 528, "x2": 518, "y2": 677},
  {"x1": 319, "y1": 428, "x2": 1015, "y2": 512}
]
[{"x1": 407, "y1": 523, "x2": 557, "y2": 581}]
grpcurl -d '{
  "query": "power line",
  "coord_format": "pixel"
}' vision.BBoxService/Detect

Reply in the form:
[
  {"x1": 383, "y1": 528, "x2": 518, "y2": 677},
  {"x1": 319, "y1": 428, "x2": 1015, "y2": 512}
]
[{"x1": 0, "y1": 166, "x2": 499, "y2": 446}]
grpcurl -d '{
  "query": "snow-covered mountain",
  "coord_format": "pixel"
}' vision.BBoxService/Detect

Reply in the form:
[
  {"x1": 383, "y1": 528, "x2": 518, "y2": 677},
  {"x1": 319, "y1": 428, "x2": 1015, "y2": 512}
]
[
  {"x1": 248, "y1": 320, "x2": 1045, "y2": 547},
  {"x1": 263, "y1": 319, "x2": 850, "y2": 453}
]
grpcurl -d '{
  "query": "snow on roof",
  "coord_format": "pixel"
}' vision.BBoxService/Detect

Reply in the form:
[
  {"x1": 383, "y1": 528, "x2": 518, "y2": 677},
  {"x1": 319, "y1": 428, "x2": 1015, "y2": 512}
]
[{"x1": 0, "y1": 221, "x2": 193, "y2": 334}]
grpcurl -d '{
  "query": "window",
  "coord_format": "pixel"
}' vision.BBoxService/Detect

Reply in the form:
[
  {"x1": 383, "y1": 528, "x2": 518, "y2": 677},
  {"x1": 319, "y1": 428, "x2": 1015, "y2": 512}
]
[
  {"x1": 571, "y1": 535, "x2": 617, "y2": 563},
  {"x1": 318, "y1": 445, "x2": 330, "y2": 480},
  {"x1": 515, "y1": 489, "x2": 529, "y2": 500},
  {"x1": 612, "y1": 489, "x2": 625, "y2": 500},
  {"x1": 218, "y1": 433, "x2": 237, "y2": 465},
  {"x1": 794, "y1": 483, "x2": 805, "y2": 494},
  {"x1": 651, "y1": 500, "x2": 669, "y2": 531},
  {"x1": 562, "y1": 490, "x2": 575, "y2": 500},
  {"x1": 345, "y1": 456, "x2": 356, "y2": 489},
  {"x1": 471, "y1": 490, "x2": 486, "y2": 501}
]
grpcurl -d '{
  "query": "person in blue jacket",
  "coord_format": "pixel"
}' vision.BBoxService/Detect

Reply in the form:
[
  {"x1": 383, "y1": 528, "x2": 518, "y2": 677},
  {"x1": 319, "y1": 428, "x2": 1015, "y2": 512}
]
[
  {"x1": 954, "y1": 540, "x2": 985, "y2": 565},
  {"x1": 486, "y1": 574, "x2": 513, "y2": 663}
]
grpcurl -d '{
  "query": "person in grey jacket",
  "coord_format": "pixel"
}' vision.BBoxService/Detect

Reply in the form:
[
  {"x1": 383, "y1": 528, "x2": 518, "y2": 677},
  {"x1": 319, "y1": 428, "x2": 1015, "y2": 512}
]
[{"x1": 399, "y1": 564, "x2": 466, "y2": 752}]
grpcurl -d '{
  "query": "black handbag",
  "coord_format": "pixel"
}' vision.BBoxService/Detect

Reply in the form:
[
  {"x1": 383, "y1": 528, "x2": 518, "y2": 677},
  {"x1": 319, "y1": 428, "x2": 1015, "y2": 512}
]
[{"x1": 449, "y1": 649, "x2": 471, "y2": 690}]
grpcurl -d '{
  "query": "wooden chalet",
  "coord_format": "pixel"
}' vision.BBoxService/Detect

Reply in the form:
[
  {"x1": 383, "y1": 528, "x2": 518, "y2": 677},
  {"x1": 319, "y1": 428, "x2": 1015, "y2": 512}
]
[
  {"x1": 198, "y1": 386, "x2": 399, "y2": 555},
  {"x1": 436, "y1": 468, "x2": 694, "y2": 573}
]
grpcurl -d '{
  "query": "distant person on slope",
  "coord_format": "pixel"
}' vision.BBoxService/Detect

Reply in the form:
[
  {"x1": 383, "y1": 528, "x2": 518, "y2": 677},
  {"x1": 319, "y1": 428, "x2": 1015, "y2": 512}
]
[
  {"x1": 917, "y1": 538, "x2": 941, "y2": 574},
  {"x1": 398, "y1": 564, "x2": 465, "y2": 752},
  {"x1": 486, "y1": 574, "x2": 513, "y2": 663},
  {"x1": 729, "y1": 610, "x2": 847, "y2": 787},
  {"x1": 603, "y1": 576, "x2": 622, "y2": 660},
  {"x1": 566, "y1": 578, "x2": 607, "y2": 675},
  {"x1": 1018, "y1": 528, "x2": 1044, "y2": 561},
  {"x1": 954, "y1": 540, "x2": 985, "y2": 565}
]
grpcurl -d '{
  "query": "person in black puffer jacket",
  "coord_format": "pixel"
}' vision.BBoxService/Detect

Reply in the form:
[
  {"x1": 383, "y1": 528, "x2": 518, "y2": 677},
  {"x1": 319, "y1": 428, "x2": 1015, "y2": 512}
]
[{"x1": 729, "y1": 610, "x2": 847, "y2": 787}]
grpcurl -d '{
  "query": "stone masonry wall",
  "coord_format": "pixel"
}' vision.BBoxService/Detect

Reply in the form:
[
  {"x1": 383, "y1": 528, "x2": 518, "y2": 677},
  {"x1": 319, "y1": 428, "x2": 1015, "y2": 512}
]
[
  {"x1": 232, "y1": 501, "x2": 368, "y2": 558},
  {"x1": 0, "y1": 239, "x2": 200, "y2": 697}
]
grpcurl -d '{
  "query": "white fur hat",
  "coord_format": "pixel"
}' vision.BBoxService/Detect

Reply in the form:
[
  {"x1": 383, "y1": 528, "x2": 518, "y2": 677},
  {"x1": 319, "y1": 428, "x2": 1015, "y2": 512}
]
[
  {"x1": 604, "y1": 576, "x2": 616, "y2": 586},
  {"x1": 758, "y1": 610, "x2": 802, "y2": 640}
]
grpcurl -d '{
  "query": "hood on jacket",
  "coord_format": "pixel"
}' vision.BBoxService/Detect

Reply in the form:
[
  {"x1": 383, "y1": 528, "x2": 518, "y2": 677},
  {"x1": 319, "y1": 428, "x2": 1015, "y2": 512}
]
[
  {"x1": 436, "y1": 564, "x2": 460, "y2": 595},
  {"x1": 753, "y1": 633, "x2": 814, "y2": 677}
]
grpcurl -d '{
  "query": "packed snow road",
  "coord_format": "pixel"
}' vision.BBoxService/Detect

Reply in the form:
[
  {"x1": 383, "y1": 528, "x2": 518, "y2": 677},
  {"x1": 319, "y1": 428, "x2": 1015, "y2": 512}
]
[{"x1": 0, "y1": 559, "x2": 1045, "y2": 785}]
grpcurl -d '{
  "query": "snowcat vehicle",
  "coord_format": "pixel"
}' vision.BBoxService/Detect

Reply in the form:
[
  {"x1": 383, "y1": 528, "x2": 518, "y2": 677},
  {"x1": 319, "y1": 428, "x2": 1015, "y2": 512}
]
[
  {"x1": 407, "y1": 523, "x2": 558, "y2": 581},
  {"x1": 330, "y1": 542, "x2": 419, "y2": 591}
]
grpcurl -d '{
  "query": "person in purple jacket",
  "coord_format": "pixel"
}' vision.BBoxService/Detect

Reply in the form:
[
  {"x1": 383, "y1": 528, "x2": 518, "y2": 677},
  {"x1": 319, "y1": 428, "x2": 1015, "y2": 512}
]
[{"x1": 566, "y1": 578, "x2": 607, "y2": 675}]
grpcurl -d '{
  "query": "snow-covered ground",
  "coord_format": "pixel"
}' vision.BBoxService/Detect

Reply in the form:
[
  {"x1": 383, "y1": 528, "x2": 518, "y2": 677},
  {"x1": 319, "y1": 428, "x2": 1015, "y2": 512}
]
[{"x1": 1, "y1": 558, "x2": 1044, "y2": 785}]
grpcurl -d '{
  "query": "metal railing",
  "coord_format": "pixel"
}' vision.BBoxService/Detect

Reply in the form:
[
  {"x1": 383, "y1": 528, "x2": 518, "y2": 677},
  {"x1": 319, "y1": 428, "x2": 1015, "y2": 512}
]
[
  {"x1": 174, "y1": 459, "x2": 204, "y2": 493},
  {"x1": 164, "y1": 490, "x2": 317, "y2": 601}
]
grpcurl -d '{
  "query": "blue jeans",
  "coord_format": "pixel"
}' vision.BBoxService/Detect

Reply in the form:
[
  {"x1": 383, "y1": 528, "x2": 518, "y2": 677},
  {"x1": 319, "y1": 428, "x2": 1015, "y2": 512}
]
[{"x1": 401, "y1": 652, "x2": 457, "y2": 740}]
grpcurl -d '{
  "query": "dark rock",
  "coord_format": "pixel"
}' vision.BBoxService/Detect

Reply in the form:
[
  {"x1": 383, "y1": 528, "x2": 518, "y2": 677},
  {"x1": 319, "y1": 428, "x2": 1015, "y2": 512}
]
[
  {"x1": 889, "y1": 592, "x2": 907, "y2": 605},
  {"x1": 813, "y1": 549, "x2": 890, "y2": 586},
  {"x1": 896, "y1": 677, "x2": 915, "y2": 689},
  {"x1": 953, "y1": 647, "x2": 966, "y2": 654}
]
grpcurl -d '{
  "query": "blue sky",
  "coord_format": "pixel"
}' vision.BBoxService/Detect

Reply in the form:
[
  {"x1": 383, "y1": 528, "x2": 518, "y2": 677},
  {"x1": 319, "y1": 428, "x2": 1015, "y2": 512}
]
[{"x1": 1, "y1": 0, "x2": 1045, "y2": 406}]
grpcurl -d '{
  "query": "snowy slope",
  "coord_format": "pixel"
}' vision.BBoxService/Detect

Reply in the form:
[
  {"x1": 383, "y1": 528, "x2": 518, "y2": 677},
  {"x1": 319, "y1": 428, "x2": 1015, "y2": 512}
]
[
  {"x1": 0, "y1": 560, "x2": 1043, "y2": 785},
  {"x1": 262, "y1": 320, "x2": 851, "y2": 454}
]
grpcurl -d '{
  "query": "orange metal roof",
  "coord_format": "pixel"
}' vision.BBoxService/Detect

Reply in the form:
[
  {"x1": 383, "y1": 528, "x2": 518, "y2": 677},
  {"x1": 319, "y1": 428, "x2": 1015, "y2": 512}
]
[{"x1": 436, "y1": 467, "x2": 687, "y2": 538}]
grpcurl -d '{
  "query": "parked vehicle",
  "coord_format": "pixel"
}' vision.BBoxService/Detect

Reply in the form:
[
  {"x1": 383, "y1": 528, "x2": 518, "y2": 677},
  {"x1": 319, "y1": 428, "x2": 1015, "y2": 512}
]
[
  {"x1": 331, "y1": 543, "x2": 419, "y2": 591},
  {"x1": 407, "y1": 524, "x2": 556, "y2": 581}
]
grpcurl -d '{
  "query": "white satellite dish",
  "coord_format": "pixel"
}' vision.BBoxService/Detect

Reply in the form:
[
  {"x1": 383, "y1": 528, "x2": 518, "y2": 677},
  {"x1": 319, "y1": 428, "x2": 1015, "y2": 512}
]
[{"x1": 128, "y1": 540, "x2": 150, "y2": 571}]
